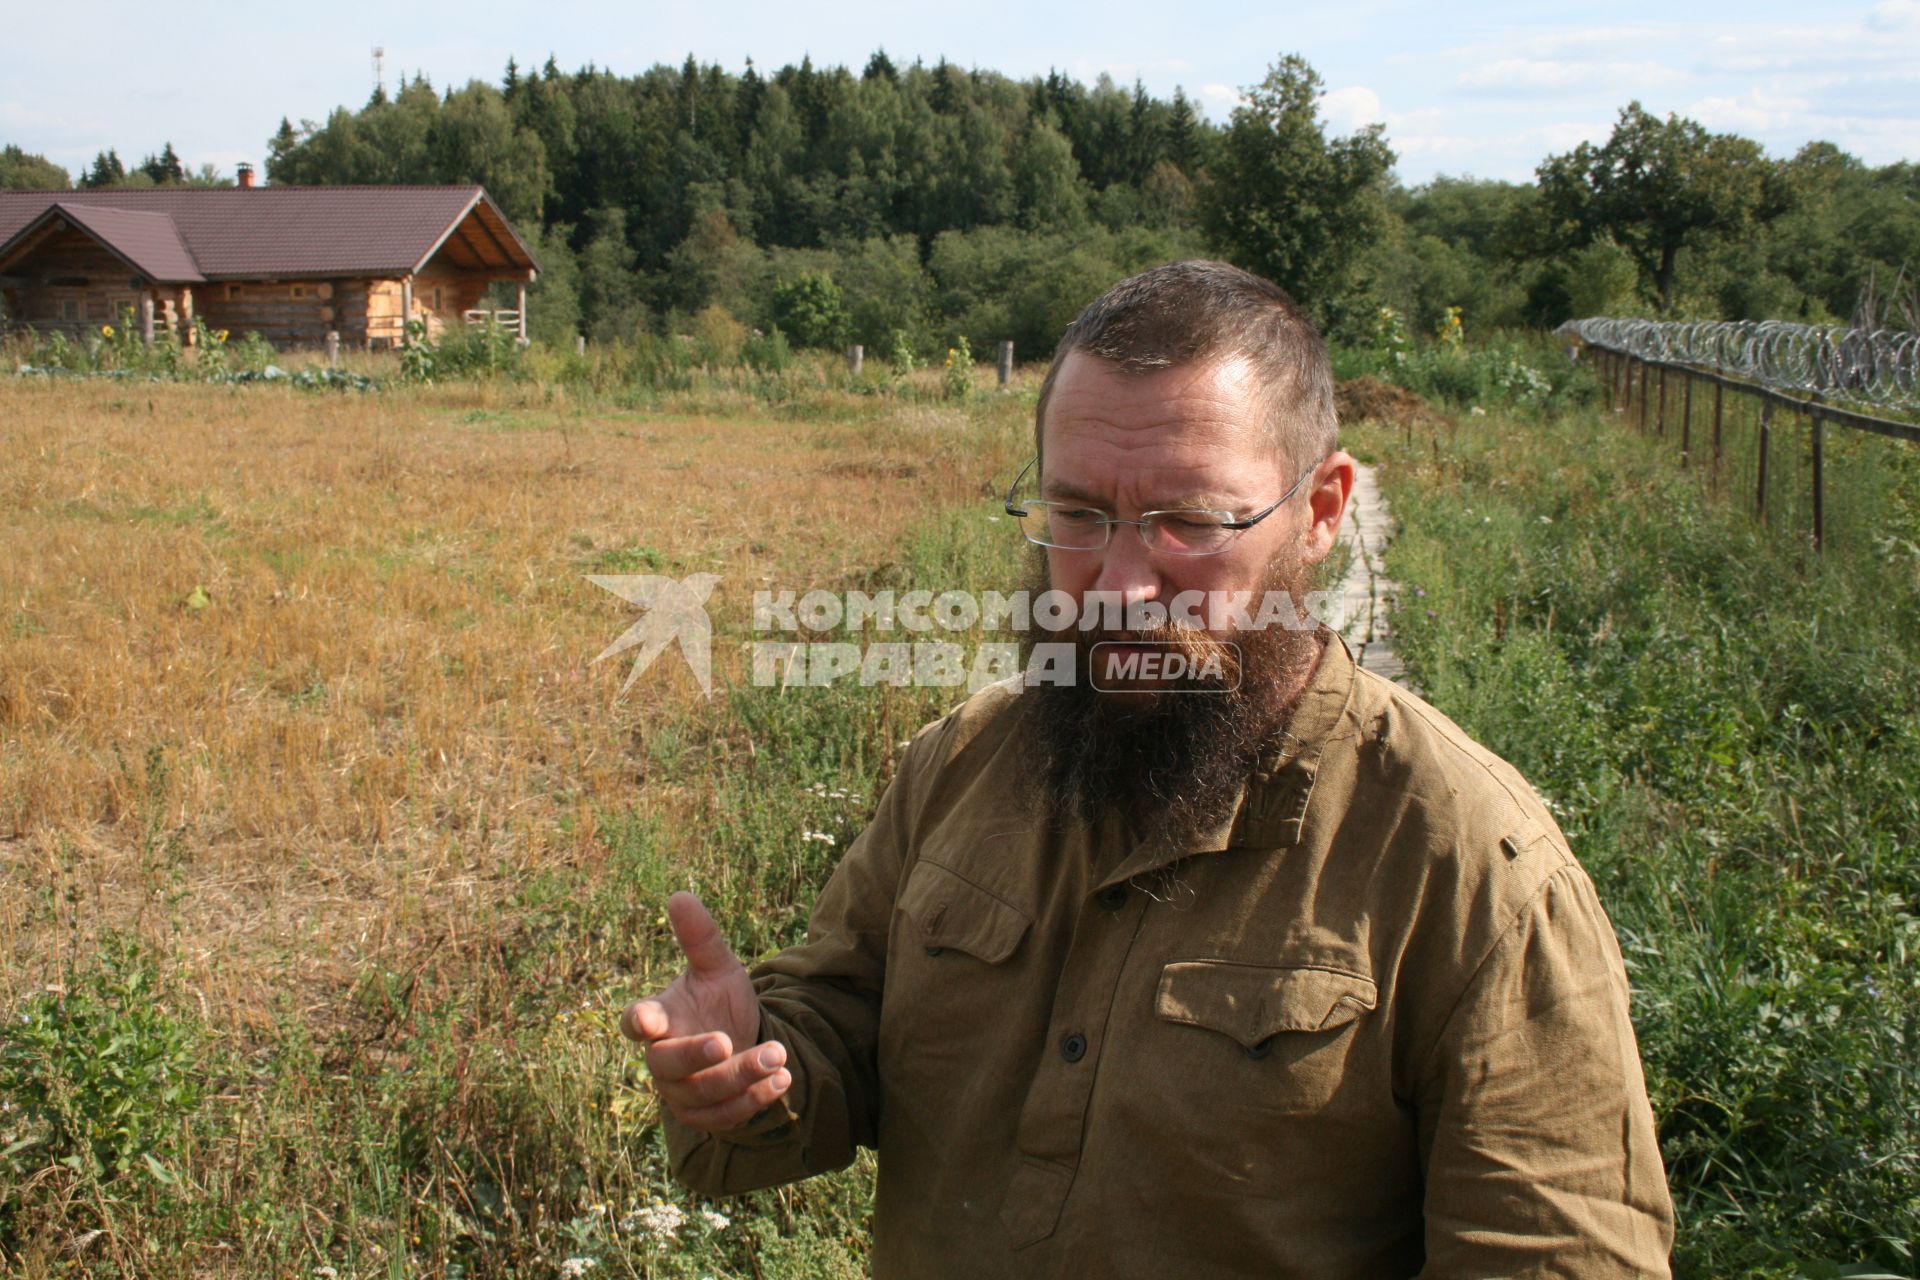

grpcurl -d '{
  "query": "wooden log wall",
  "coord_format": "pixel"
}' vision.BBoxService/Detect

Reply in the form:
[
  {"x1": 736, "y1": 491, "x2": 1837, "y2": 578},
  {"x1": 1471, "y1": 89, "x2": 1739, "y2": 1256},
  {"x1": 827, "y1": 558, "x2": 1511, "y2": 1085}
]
[
  {"x1": 195, "y1": 280, "x2": 340, "y2": 349},
  {"x1": 0, "y1": 227, "x2": 171, "y2": 339},
  {"x1": 412, "y1": 262, "x2": 493, "y2": 340}
]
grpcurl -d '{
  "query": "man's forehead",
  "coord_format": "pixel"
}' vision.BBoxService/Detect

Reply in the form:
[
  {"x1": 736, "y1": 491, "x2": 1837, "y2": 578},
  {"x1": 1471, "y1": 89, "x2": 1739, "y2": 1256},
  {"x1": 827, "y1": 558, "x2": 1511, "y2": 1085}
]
[
  {"x1": 1045, "y1": 348, "x2": 1265, "y2": 420},
  {"x1": 1040, "y1": 351, "x2": 1279, "y2": 491}
]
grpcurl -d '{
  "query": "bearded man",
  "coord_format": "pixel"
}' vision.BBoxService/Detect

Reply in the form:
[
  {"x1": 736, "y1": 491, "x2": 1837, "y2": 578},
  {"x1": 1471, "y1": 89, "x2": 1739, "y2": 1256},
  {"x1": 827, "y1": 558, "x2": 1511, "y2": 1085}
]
[{"x1": 622, "y1": 261, "x2": 1675, "y2": 1277}]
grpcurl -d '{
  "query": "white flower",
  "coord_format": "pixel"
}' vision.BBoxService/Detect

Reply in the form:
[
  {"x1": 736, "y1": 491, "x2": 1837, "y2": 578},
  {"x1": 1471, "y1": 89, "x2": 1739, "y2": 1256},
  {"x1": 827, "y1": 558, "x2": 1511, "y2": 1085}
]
[
  {"x1": 312, "y1": 1268, "x2": 339, "y2": 1280},
  {"x1": 621, "y1": 1201, "x2": 685, "y2": 1251},
  {"x1": 700, "y1": 1208, "x2": 731, "y2": 1231},
  {"x1": 559, "y1": 1259, "x2": 597, "y2": 1278},
  {"x1": 1538, "y1": 515, "x2": 1553, "y2": 524}
]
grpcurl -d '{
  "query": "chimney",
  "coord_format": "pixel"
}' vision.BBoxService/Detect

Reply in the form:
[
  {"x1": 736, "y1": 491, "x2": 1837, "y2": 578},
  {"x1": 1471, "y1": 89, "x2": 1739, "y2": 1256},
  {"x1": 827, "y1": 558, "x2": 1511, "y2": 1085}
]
[{"x1": 237, "y1": 163, "x2": 256, "y2": 189}]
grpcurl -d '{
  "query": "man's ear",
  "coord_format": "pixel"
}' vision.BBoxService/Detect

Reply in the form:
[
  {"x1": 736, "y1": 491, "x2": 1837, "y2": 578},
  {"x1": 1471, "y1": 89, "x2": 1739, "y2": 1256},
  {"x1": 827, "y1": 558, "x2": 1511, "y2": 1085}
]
[{"x1": 1299, "y1": 451, "x2": 1357, "y2": 566}]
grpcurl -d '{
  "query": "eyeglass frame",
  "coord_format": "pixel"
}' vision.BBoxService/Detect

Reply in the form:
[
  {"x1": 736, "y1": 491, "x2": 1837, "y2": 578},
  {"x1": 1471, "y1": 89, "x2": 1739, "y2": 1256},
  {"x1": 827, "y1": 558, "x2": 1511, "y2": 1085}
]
[{"x1": 1002, "y1": 454, "x2": 1325, "y2": 556}]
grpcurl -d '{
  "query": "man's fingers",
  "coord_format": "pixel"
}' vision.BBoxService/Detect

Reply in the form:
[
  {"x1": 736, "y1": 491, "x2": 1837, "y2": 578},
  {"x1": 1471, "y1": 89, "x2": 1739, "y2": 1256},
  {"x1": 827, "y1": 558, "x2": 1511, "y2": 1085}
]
[
  {"x1": 653, "y1": 1040, "x2": 789, "y2": 1109},
  {"x1": 669, "y1": 1062, "x2": 794, "y2": 1132},
  {"x1": 666, "y1": 891, "x2": 743, "y2": 977},
  {"x1": 643, "y1": 1031, "x2": 733, "y2": 1079},
  {"x1": 620, "y1": 998, "x2": 672, "y2": 1044}
]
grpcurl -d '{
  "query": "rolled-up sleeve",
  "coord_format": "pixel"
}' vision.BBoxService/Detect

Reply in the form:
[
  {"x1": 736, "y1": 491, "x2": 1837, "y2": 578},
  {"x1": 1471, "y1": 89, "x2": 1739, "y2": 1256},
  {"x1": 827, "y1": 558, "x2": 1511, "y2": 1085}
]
[{"x1": 1416, "y1": 862, "x2": 1675, "y2": 1278}]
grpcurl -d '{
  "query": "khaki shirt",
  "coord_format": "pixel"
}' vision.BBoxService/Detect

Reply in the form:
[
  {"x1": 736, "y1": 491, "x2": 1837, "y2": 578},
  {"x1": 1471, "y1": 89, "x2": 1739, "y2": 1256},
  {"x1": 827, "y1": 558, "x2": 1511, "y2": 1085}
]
[{"x1": 666, "y1": 637, "x2": 1675, "y2": 1277}]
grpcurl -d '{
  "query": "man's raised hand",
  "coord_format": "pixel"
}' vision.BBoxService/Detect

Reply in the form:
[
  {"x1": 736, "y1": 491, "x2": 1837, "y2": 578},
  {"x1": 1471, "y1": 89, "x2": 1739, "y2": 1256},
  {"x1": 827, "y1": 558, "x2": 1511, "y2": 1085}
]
[{"x1": 620, "y1": 891, "x2": 792, "y2": 1132}]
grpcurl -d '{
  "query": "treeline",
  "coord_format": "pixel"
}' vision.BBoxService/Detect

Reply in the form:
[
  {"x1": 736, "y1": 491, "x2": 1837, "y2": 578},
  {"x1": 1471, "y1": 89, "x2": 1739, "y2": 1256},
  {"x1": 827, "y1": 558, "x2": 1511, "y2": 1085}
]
[{"x1": 6, "y1": 52, "x2": 1917, "y2": 352}]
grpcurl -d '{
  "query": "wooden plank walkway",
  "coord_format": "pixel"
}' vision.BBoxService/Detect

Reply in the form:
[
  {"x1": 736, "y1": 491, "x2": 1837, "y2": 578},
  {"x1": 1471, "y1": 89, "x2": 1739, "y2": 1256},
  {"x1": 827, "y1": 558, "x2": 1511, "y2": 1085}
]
[{"x1": 1335, "y1": 463, "x2": 1408, "y2": 686}]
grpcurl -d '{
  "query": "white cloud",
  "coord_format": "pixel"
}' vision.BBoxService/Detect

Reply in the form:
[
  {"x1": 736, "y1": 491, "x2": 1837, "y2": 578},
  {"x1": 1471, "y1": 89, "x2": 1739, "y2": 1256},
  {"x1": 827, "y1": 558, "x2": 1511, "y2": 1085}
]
[
  {"x1": 1455, "y1": 57, "x2": 1682, "y2": 93},
  {"x1": 1198, "y1": 83, "x2": 1243, "y2": 116},
  {"x1": 1688, "y1": 87, "x2": 1813, "y2": 133},
  {"x1": 1866, "y1": 0, "x2": 1920, "y2": 31},
  {"x1": 1319, "y1": 85, "x2": 1385, "y2": 134}
]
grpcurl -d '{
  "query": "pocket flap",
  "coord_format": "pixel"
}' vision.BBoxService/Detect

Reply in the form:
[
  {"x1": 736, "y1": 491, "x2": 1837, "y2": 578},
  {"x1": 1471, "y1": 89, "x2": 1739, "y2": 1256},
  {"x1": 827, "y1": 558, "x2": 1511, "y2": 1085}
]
[
  {"x1": 898, "y1": 860, "x2": 1031, "y2": 964},
  {"x1": 1156, "y1": 961, "x2": 1379, "y2": 1050}
]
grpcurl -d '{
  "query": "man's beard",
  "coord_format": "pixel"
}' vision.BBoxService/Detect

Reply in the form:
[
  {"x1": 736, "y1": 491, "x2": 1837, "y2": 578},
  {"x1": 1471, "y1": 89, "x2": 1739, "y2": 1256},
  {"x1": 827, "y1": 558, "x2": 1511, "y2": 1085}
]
[{"x1": 1017, "y1": 553, "x2": 1327, "y2": 848}]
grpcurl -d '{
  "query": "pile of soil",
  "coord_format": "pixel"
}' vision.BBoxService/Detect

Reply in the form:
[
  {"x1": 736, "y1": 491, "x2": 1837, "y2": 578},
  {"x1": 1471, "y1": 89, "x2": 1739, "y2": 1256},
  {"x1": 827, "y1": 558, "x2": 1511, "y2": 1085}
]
[{"x1": 1335, "y1": 376, "x2": 1449, "y2": 430}]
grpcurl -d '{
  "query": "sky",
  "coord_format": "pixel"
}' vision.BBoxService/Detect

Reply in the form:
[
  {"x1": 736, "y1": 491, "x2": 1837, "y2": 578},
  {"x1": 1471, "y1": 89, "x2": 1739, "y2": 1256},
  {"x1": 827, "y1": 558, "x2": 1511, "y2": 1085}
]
[{"x1": 3, "y1": 0, "x2": 1917, "y2": 188}]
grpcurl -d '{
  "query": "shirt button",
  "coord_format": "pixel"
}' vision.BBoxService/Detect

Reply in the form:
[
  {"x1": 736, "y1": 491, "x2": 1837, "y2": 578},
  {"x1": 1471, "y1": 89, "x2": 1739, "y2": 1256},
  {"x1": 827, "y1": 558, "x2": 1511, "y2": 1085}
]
[
  {"x1": 1060, "y1": 1032, "x2": 1088, "y2": 1063},
  {"x1": 1095, "y1": 884, "x2": 1128, "y2": 911}
]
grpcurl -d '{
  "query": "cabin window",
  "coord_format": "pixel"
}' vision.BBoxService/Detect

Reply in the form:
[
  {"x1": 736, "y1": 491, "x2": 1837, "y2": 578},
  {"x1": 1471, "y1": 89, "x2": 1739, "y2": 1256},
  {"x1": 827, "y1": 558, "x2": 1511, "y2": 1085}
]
[
  {"x1": 430, "y1": 286, "x2": 443, "y2": 311},
  {"x1": 226, "y1": 284, "x2": 241, "y2": 301},
  {"x1": 290, "y1": 284, "x2": 309, "y2": 300},
  {"x1": 111, "y1": 297, "x2": 138, "y2": 323},
  {"x1": 57, "y1": 299, "x2": 80, "y2": 322}
]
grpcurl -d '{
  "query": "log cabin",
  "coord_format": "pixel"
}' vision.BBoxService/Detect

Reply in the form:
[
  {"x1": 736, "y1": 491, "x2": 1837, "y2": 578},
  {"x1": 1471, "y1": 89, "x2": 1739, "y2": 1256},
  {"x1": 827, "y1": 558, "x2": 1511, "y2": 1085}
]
[{"x1": 0, "y1": 176, "x2": 538, "y2": 349}]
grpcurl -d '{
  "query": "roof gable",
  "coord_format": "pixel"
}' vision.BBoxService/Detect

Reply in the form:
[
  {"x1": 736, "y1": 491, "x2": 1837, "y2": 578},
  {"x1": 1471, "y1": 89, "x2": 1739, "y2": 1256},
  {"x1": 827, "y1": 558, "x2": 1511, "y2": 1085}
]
[{"x1": 0, "y1": 186, "x2": 537, "y2": 280}]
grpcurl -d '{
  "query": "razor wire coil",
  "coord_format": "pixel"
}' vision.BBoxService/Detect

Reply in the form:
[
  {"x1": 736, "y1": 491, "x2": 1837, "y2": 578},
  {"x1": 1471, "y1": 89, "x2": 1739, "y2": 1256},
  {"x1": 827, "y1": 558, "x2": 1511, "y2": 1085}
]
[{"x1": 1556, "y1": 317, "x2": 1920, "y2": 412}]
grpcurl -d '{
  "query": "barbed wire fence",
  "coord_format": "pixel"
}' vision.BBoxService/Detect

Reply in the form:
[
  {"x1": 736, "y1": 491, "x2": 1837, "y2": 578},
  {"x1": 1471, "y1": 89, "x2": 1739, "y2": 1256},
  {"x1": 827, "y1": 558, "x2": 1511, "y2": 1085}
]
[{"x1": 1555, "y1": 318, "x2": 1920, "y2": 554}]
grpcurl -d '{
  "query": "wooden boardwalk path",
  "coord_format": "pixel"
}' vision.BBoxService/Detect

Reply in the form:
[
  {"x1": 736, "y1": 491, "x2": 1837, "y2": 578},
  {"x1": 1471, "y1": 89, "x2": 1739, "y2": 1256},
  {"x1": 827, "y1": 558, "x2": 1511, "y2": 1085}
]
[{"x1": 1335, "y1": 463, "x2": 1407, "y2": 686}]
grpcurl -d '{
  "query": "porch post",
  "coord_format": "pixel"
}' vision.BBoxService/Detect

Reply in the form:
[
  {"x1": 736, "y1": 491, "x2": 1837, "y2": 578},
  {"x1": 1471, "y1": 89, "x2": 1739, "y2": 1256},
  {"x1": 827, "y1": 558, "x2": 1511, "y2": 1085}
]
[
  {"x1": 517, "y1": 280, "x2": 528, "y2": 344},
  {"x1": 401, "y1": 277, "x2": 414, "y2": 345}
]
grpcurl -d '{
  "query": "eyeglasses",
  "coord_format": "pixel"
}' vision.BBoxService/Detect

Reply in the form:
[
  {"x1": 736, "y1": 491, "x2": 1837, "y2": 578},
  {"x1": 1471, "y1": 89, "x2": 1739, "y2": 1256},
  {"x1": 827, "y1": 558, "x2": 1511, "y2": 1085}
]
[{"x1": 1003, "y1": 456, "x2": 1322, "y2": 556}]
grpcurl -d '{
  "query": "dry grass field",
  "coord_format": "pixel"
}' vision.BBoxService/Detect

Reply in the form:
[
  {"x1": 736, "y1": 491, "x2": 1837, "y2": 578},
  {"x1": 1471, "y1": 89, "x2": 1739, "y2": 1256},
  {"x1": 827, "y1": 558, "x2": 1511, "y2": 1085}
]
[{"x1": 0, "y1": 373, "x2": 1029, "y2": 1276}]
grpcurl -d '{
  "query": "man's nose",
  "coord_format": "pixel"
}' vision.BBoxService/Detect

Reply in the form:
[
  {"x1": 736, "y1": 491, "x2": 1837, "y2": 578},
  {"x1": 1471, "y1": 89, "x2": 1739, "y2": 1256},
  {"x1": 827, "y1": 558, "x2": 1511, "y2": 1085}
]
[{"x1": 1090, "y1": 520, "x2": 1163, "y2": 605}]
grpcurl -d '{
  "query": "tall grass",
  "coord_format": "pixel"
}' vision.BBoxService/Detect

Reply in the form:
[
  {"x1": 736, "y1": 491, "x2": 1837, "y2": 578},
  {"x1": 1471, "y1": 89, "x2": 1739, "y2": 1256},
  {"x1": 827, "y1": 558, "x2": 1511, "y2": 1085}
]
[{"x1": 1352, "y1": 404, "x2": 1920, "y2": 1278}]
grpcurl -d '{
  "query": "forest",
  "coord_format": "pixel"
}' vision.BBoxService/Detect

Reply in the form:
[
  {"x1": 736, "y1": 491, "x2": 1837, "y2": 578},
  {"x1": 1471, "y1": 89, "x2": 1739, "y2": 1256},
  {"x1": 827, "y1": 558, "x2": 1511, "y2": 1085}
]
[{"x1": 4, "y1": 50, "x2": 1918, "y2": 356}]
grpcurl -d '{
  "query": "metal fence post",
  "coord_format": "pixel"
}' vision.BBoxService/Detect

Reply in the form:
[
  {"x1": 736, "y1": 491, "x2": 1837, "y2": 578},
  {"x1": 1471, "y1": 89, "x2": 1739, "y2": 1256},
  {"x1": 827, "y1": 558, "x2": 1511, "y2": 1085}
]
[
  {"x1": 1756, "y1": 397, "x2": 1772, "y2": 521},
  {"x1": 1712, "y1": 380, "x2": 1724, "y2": 482},
  {"x1": 1656, "y1": 364, "x2": 1666, "y2": 438},
  {"x1": 1810, "y1": 400, "x2": 1825, "y2": 552},
  {"x1": 1680, "y1": 369, "x2": 1693, "y2": 466}
]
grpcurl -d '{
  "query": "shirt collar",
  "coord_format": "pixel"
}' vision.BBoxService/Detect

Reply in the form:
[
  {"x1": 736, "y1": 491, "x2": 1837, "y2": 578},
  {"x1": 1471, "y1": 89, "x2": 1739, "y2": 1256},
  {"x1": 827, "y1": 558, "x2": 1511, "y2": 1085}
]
[{"x1": 1103, "y1": 631, "x2": 1359, "y2": 885}]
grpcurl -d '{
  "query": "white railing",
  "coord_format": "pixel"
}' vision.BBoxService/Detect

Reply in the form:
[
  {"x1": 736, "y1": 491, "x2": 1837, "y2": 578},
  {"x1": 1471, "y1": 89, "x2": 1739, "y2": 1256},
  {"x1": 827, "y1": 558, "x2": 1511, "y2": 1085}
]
[{"x1": 463, "y1": 309, "x2": 522, "y2": 331}]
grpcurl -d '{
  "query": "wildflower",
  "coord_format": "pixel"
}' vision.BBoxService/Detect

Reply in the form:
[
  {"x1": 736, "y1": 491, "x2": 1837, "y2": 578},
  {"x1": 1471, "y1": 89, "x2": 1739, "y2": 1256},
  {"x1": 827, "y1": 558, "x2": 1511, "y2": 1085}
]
[
  {"x1": 700, "y1": 1208, "x2": 731, "y2": 1231},
  {"x1": 312, "y1": 1268, "x2": 339, "y2": 1280},
  {"x1": 1538, "y1": 515, "x2": 1553, "y2": 524},
  {"x1": 101, "y1": 324, "x2": 115, "y2": 337},
  {"x1": 559, "y1": 1259, "x2": 597, "y2": 1278},
  {"x1": 621, "y1": 1201, "x2": 685, "y2": 1252}
]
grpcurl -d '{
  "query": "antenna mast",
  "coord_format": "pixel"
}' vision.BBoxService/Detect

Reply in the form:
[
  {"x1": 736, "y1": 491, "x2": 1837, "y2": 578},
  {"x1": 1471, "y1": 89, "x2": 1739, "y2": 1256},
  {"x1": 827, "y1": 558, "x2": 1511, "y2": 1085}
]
[{"x1": 372, "y1": 46, "x2": 386, "y2": 98}]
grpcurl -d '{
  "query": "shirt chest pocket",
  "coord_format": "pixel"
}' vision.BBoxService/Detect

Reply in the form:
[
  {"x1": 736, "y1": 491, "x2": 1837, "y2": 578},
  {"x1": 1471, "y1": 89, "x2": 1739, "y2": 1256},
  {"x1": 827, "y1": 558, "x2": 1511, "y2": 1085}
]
[
  {"x1": 1152, "y1": 960, "x2": 1380, "y2": 1113},
  {"x1": 895, "y1": 859, "x2": 1031, "y2": 964},
  {"x1": 880, "y1": 861, "x2": 1034, "y2": 1082}
]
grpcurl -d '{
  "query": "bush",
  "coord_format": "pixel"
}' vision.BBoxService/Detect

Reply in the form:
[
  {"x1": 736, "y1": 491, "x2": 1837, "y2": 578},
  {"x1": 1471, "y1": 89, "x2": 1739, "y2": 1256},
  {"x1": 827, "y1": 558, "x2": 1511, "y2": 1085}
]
[
  {"x1": 770, "y1": 271, "x2": 851, "y2": 351},
  {"x1": 0, "y1": 934, "x2": 208, "y2": 1189}
]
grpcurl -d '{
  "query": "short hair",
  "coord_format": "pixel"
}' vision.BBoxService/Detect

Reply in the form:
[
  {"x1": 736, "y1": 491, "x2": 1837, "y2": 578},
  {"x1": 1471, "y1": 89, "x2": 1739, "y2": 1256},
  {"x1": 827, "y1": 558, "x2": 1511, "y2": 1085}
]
[{"x1": 1034, "y1": 260, "x2": 1337, "y2": 476}]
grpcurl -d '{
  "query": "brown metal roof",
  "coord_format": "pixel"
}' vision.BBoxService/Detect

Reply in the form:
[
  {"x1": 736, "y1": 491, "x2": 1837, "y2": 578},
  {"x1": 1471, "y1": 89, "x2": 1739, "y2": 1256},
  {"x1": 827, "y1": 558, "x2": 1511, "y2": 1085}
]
[
  {"x1": 0, "y1": 186, "x2": 537, "y2": 281},
  {"x1": 51, "y1": 202, "x2": 207, "y2": 282}
]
